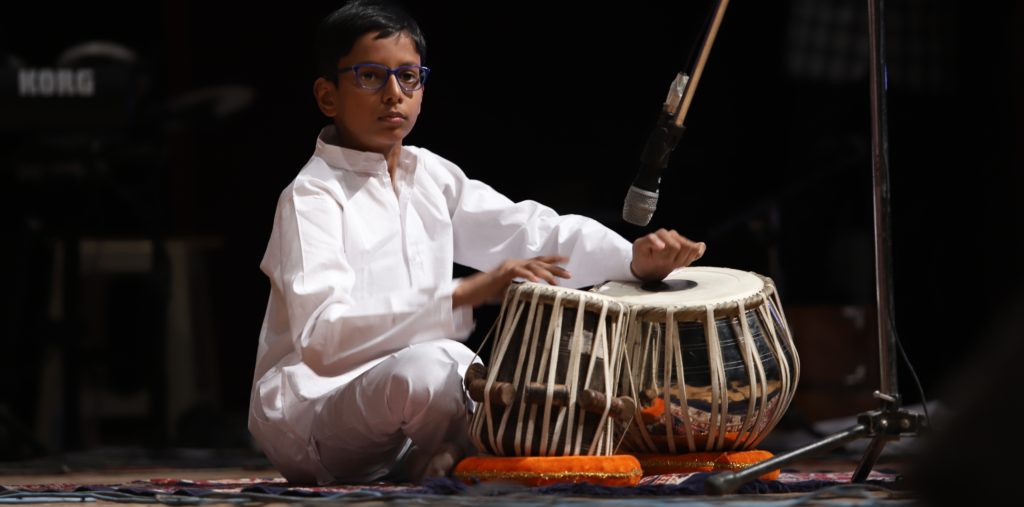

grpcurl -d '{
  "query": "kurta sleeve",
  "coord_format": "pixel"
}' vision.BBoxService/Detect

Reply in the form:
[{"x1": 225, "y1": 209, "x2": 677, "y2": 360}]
[
  {"x1": 425, "y1": 151, "x2": 637, "y2": 289},
  {"x1": 262, "y1": 178, "x2": 472, "y2": 378}
]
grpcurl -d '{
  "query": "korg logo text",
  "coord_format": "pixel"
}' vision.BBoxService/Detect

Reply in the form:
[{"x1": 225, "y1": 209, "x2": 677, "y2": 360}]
[{"x1": 18, "y1": 68, "x2": 96, "y2": 97}]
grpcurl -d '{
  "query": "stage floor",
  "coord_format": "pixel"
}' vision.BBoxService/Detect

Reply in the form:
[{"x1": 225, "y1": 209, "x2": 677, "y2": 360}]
[{"x1": 0, "y1": 451, "x2": 915, "y2": 506}]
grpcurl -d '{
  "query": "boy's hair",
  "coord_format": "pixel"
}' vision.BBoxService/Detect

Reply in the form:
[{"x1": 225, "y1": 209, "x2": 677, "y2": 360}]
[{"x1": 315, "y1": 0, "x2": 426, "y2": 82}]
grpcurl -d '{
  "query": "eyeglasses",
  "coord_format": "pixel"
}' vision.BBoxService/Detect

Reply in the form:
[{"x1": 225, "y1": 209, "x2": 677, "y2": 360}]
[{"x1": 337, "y1": 63, "x2": 430, "y2": 93}]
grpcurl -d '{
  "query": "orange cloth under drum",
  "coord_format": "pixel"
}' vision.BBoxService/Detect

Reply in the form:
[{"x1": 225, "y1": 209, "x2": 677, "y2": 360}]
[
  {"x1": 635, "y1": 450, "x2": 779, "y2": 480},
  {"x1": 640, "y1": 397, "x2": 666, "y2": 424},
  {"x1": 454, "y1": 455, "x2": 643, "y2": 487}
]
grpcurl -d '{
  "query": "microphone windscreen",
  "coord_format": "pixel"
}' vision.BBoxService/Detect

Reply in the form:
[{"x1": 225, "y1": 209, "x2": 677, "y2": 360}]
[{"x1": 622, "y1": 186, "x2": 659, "y2": 226}]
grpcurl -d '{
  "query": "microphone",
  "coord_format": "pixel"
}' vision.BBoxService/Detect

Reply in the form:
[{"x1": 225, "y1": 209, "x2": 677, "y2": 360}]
[
  {"x1": 622, "y1": 73, "x2": 689, "y2": 226},
  {"x1": 622, "y1": 0, "x2": 731, "y2": 225}
]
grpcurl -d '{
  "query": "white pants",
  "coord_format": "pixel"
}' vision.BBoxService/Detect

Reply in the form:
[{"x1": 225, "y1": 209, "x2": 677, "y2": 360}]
[{"x1": 309, "y1": 340, "x2": 478, "y2": 484}]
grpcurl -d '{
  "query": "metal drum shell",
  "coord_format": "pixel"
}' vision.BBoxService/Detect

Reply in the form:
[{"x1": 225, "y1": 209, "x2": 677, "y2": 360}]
[{"x1": 599, "y1": 267, "x2": 800, "y2": 454}]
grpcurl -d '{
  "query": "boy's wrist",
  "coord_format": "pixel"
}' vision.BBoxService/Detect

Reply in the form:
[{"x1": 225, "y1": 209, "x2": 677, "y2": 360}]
[
  {"x1": 452, "y1": 280, "x2": 466, "y2": 308},
  {"x1": 629, "y1": 259, "x2": 645, "y2": 281}
]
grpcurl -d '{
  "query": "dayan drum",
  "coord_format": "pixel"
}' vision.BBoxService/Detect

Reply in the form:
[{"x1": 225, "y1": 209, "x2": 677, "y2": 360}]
[
  {"x1": 593, "y1": 267, "x2": 800, "y2": 454},
  {"x1": 466, "y1": 282, "x2": 636, "y2": 457}
]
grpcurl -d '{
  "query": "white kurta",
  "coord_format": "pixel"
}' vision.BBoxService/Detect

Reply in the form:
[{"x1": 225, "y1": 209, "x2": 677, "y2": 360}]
[{"x1": 249, "y1": 126, "x2": 636, "y2": 482}]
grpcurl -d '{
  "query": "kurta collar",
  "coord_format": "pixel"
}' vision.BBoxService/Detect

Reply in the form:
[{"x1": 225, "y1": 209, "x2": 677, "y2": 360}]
[{"x1": 314, "y1": 125, "x2": 417, "y2": 175}]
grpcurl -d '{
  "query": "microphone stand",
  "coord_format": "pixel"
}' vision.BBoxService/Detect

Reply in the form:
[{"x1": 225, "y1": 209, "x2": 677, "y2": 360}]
[{"x1": 704, "y1": 0, "x2": 927, "y2": 494}]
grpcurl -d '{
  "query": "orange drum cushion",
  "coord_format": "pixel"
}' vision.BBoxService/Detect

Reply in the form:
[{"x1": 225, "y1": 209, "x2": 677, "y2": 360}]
[
  {"x1": 636, "y1": 450, "x2": 780, "y2": 480},
  {"x1": 453, "y1": 455, "x2": 643, "y2": 487}
]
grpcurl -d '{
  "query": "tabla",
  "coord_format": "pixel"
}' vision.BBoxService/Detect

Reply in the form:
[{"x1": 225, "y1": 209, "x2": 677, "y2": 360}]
[
  {"x1": 594, "y1": 267, "x2": 800, "y2": 454},
  {"x1": 466, "y1": 282, "x2": 635, "y2": 456}
]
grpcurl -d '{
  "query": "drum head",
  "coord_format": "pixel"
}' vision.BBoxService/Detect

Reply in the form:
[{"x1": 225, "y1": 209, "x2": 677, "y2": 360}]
[
  {"x1": 512, "y1": 281, "x2": 625, "y2": 312},
  {"x1": 593, "y1": 266, "x2": 764, "y2": 308}
]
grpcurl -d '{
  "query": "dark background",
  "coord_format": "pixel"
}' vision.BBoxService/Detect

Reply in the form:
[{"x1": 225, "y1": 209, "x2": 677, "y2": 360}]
[{"x1": 1, "y1": 0, "x2": 1020, "y2": 462}]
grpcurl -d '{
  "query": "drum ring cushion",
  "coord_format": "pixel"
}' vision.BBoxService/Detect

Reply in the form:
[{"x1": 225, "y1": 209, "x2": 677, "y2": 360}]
[
  {"x1": 454, "y1": 455, "x2": 643, "y2": 486},
  {"x1": 635, "y1": 450, "x2": 779, "y2": 480}
]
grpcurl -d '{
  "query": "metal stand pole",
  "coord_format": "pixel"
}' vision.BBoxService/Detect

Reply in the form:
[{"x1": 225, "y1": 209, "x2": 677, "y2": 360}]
[{"x1": 705, "y1": 0, "x2": 927, "y2": 494}]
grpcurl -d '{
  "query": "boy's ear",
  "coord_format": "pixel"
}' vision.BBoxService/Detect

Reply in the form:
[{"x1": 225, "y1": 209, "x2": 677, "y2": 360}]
[{"x1": 314, "y1": 77, "x2": 338, "y2": 117}]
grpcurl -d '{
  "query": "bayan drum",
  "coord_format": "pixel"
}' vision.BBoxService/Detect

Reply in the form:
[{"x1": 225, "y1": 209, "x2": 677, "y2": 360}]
[
  {"x1": 593, "y1": 267, "x2": 799, "y2": 454},
  {"x1": 466, "y1": 282, "x2": 635, "y2": 456}
]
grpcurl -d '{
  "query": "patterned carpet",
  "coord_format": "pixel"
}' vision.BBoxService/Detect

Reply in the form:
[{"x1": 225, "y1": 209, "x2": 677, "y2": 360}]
[{"x1": 0, "y1": 470, "x2": 903, "y2": 502}]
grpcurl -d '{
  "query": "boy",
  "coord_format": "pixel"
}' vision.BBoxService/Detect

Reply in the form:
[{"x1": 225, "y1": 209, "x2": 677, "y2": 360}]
[{"x1": 248, "y1": 0, "x2": 706, "y2": 485}]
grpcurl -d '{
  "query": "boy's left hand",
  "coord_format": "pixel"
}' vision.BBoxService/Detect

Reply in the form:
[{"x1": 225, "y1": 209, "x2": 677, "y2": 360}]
[{"x1": 630, "y1": 229, "x2": 706, "y2": 282}]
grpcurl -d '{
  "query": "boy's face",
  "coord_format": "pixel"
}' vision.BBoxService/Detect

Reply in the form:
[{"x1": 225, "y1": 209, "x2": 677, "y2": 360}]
[{"x1": 315, "y1": 31, "x2": 423, "y2": 157}]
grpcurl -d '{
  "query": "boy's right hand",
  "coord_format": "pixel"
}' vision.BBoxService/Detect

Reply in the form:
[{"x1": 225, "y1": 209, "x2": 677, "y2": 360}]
[{"x1": 453, "y1": 256, "x2": 571, "y2": 308}]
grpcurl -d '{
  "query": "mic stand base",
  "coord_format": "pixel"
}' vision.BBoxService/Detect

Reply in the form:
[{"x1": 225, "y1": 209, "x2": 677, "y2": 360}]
[{"x1": 703, "y1": 407, "x2": 927, "y2": 495}]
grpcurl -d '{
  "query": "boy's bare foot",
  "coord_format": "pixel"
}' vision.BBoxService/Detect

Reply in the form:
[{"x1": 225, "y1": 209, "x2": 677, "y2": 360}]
[{"x1": 419, "y1": 442, "x2": 463, "y2": 481}]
